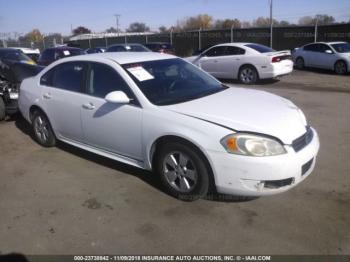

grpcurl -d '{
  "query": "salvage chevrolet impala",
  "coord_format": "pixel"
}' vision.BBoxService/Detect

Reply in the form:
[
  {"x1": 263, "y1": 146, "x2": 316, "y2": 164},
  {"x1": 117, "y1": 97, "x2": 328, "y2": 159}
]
[{"x1": 19, "y1": 52, "x2": 319, "y2": 201}]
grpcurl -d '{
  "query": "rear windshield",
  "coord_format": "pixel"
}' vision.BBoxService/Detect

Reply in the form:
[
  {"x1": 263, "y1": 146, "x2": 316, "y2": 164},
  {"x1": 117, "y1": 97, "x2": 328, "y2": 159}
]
[
  {"x1": 331, "y1": 43, "x2": 350, "y2": 53},
  {"x1": 245, "y1": 44, "x2": 275, "y2": 53}
]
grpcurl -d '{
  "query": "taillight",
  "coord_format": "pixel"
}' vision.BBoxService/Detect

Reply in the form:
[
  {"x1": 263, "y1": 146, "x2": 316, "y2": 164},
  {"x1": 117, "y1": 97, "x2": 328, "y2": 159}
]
[{"x1": 272, "y1": 56, "x2": 281, "y2": 63}]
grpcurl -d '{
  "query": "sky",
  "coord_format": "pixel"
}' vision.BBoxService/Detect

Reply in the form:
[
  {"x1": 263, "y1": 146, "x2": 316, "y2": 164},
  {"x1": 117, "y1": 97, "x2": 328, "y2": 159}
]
[{"x1": 0, "y1": 0, "x2": 349, "y2": 36}]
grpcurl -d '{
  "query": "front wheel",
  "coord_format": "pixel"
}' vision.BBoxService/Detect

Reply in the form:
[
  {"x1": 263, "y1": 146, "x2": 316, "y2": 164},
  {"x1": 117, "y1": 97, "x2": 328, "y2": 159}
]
[
  {"x1": 334, "y1": 60, "x2": 348, "y2": 75},
  {"x1": 295, "y1": 57, "x2": 305, "y2": 70},
  {"x1": 239, "y1": 65, "x2": 258, "y2": 84},
  {"x1": 32, "y1": 110, "x2": 56, "y2": 147},
  {"x1": 155, "y1": 142, "x2": 210, "y2": 201}
]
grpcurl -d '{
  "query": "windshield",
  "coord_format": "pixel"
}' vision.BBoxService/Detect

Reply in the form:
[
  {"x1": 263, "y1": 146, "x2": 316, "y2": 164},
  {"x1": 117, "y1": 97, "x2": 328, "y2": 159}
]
[
  {"x1": 245, "y1": 44, "x2": 275, "y2": 53},
  {"x1": 2, "y1": 51, "x2": 34, "y2": 63},
  {"x1": 122, "y1": 58, "x2": 227, "y2": 106},
  {"x1": 331, "y1": 43, "x2": 350, "y2": 53}
]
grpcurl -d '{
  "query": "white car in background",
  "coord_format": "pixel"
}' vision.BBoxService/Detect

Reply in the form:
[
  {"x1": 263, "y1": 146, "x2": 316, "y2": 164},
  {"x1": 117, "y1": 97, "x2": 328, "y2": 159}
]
[
  {"x1": 19, "y1": 52, "x2": 319, "y2": 201},
  {"x1": 185, "y1": 43, "x2": 293, "y2": 84},
  {"x1": 292, "y1": 42, "x2": 350, "y2": 75}
]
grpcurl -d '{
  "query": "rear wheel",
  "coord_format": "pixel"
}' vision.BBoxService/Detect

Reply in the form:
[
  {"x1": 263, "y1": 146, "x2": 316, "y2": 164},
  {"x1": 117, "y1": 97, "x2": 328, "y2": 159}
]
[
  {"x1": 0, "y1": 97, "x2": 5, "y2": 121},
  {"x1": 155, "y1": 142, "x2": 210, "y2": 201},
  {"x1": 334, "y1": 60, "x2": 348, "y2": 75},
  {"x1": 295, "y1": 57, "x2": 305, "y2": 70},
  {"x1": 32, "y1": 110, "x2": 56, "y2": 147},
  {"x1": 239, "y1": 65, "x2": 258, "y2": 84}
]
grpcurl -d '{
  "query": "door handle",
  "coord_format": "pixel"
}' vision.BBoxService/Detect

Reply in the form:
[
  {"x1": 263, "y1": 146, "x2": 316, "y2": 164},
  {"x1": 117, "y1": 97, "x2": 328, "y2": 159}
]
[
  {"x1": 43, "y1": 93, "x2": 52, "y2": 99},
  {"x1": 235, "y1": 58, "x2": 240, "y2": 61},
  {"x1": 82, "y1": 102, "x2": 95, "y2": 110},
  {"x1": 214, "y1": 60, "x2": 218, "y2": 63}
]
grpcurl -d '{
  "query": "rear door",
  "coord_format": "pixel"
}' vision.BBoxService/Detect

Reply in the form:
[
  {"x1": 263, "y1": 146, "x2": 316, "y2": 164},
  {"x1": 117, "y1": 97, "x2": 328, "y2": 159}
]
[
  {"x1": 40, "y1": 61, "x2": 87, "y2": 141},
  {"x1": 216, "y1": 46, "x2": 246, "y2": 78}
]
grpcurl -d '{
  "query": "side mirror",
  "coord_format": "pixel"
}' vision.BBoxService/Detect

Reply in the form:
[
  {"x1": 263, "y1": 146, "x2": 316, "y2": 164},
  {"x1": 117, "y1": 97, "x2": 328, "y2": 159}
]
[
  {"x1": 325, "y1": 50, "x2": 333, "y2": 54},
  {"x1": 105, "y1": 91, "x2": 130, "y2": 104}
]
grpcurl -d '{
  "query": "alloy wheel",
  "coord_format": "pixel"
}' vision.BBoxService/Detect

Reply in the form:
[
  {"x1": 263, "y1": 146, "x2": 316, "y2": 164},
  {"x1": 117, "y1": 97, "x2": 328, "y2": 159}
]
[
  {"x1": 240, "y1": 67, "x2": 257, "y2": 84},
  {"x1": 162, "y1": 151, "x2": 198, "y2": 193},
  {"x1": 33, "y1": 115, "x2": 50, "y2": 144},
  {"x1": 335, "y1": 61, "x2": 347, "y2": 75}
]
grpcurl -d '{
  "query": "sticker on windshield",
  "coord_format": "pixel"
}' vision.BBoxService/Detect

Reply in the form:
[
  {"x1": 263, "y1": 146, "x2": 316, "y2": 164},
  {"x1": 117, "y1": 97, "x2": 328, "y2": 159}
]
[
  {"x1": 63, "y1": 50, "x2": 70, "y2": 56},
  {"x1": 127, "y1": 66, "x2": 154, "y2": 81}
]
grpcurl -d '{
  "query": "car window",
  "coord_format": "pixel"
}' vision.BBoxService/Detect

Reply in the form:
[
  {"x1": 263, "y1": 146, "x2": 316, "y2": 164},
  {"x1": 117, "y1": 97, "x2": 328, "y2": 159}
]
[
  {"x1": 107, "y1": 46, "x2": 127, "y2": 52},
  {"x1": 203, "y1": 46, "x2": 226, "y2": 57},
  {"x1": 331, "y1": 43, "x2": 350, "y2": 53},
  {"x1": 245, "y1": 44, "x2": 275, "y2": 53},
  {"x1": 87, "y1": 62, "x2": 134, "y2": 100},
  {"x1": 224, "y1": 46, "x2": 246, "y2": 55},
  {"x1": 318, "y1": 44, "x2": 333, "y2": 53},
  {"x1": 40, "y1": 69, "x2": 54, "y2": 86},
  {"x1": 304, "y1": 44, "x2": 318, "y2": 52},
  {"x1": 129, "y1": 45, "x2": 149, "y2": 52},
  {"x1": 3, "y1": 51, "x2": 32, "y2": 62},
  {"x1": 51, "y1": 62, "x2": 86, "y2": 92}
]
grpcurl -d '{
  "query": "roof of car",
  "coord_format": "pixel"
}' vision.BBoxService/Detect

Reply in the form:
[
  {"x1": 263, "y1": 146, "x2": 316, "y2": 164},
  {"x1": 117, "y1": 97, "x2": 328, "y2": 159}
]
[
  {"x1": 211, "y1": 43, "x2": 254, "y2": 48},
  {"x1": 305, "y1": 41, "x2": 347, "y2": 45},
  {"x1": 108, "y1": 43, "x2": 144, "y2": 47},
  {"x1": 54, "y1": 52, "x2": 175, "y2": 65},
  {"x1": 44, "y1": 46, "x2": 83, "y2": 51}
]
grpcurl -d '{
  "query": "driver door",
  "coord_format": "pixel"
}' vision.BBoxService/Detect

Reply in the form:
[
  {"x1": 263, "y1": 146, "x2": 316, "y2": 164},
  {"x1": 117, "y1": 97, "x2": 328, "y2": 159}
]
[{"x1": 80, "y1": 62, "x2": 143, "y2": 161}]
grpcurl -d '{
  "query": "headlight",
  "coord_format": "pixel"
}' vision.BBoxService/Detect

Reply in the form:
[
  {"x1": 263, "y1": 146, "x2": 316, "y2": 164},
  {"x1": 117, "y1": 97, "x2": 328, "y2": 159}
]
[{"x1": 221, "y1": 133, "x2": 287, "y2": 156}]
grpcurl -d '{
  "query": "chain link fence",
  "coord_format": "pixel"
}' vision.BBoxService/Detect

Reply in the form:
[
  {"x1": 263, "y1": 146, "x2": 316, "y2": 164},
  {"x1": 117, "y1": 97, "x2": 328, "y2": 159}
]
[{"x1": 1, "y1": 24, "x2": 349, "y2": 57}]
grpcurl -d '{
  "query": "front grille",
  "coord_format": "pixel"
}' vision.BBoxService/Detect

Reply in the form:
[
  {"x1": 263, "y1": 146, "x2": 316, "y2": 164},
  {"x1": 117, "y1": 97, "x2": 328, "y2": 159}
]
[
  {"x1": 292, "y1": 126, "x2": 313, "y2": 152},
  {"x1": 264, "y1": 177, "x2": 294, "y2": 189},
  {"x1": 302, "y1": 158, "x2": 314, "y2": 176}
]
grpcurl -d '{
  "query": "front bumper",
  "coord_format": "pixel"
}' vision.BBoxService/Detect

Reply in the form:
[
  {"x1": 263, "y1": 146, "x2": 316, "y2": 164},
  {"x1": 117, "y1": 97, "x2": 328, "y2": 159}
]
[{"x1": 208, "y1": 127, "x2": 320, "y2": 196}]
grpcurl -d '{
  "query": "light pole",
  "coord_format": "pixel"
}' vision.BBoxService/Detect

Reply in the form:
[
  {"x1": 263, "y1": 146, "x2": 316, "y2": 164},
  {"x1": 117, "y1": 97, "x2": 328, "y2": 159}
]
[
  {"x1": 114, "y1": 14, "x2": 121, "y2": 35},
  {"x1": 314, "y1": 16, "x2": 319, "y2": 42},
  {"x1": 270, "y1": 0, "x2": 273, "y2": 48}
]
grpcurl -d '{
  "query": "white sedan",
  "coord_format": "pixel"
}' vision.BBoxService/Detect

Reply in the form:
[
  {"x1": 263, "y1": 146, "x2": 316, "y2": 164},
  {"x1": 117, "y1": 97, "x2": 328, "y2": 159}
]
[
  {"x1": 19, "y1": 52, "x2": 319, "y2": 201},
  {"x1": 292, "y1": 41, "x2": 350, "y2": 74},
  {"x1": 186, "y1": 43, "x2": 293, "y2": 84}
]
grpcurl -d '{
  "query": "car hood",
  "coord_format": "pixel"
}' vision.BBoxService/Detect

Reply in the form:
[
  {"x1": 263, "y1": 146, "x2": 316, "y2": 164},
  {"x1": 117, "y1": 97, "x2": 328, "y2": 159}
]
[{"x1": 163, "y1": 87, "x2": 307, "y2": 144}]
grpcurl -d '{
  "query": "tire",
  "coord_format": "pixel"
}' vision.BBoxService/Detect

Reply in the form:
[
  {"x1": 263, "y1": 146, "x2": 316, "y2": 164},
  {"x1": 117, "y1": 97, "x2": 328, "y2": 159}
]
[
  {"x1": 0, "y1": 96, "x2": 5, "y2": 121},
  {"x1": 155, "y1": 142, "x2": 210, "y2": 201},
  {"x1": 295, "y1": 57, "x2": 305, "y2": 70},
  {"x1": 32, "y1": 110, "x2": 56, "y2": 147},
  {"x1": 334, "y1": 60, "x2": 348, "y2": 75},
  {"x1": 238, "y1": 65, "x2": 258, "y2": 84}
]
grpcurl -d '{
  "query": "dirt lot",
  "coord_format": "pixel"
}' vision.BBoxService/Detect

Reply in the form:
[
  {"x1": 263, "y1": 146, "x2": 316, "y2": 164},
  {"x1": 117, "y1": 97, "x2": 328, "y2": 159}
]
[{"x1": 0, "y1": 69, "x2": 349, "y2": 255}]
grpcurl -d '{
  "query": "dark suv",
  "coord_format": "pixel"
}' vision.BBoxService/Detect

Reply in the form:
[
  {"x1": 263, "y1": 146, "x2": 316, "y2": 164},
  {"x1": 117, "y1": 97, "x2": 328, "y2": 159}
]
[{"x1": 38, "y1": 47, "x2": 85, "y2": 66}]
